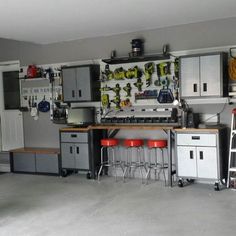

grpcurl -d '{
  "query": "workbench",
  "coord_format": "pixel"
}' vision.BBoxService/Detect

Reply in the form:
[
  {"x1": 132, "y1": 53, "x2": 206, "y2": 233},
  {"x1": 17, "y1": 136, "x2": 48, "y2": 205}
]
[{"x1": 90, "y1": 124, "x2": 178, "y2": 186}]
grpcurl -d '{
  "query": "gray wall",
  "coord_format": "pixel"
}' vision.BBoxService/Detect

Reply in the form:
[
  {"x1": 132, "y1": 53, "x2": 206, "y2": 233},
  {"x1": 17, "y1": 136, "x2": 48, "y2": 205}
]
[
  {"x1": 1, "y1": 17, "x2": 236, "y2": 147},
  {"x1": 1, "y1": 17, "x2": 236, "y2": 66}
]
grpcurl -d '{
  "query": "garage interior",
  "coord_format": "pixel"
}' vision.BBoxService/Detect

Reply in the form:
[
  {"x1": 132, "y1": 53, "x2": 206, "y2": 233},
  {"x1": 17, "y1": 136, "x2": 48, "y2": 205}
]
[{"x1": 0, "y1": 1, "x2": 236, "y2": 235}]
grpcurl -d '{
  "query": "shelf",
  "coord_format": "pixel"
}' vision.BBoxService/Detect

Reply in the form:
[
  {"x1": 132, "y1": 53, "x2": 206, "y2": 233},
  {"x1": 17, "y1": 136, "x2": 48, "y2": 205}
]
[
  {"x1": 102, "y1": 54, "x2": 170, "y2": 64},
  {"x1": 185, "y1": 97, "x2": 229, "y2": 105}
]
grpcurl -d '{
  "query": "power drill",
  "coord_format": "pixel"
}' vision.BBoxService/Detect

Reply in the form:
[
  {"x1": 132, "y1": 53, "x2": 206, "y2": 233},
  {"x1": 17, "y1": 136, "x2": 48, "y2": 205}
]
[
  {"x1": 134, "y1": 78, "x2": 143, "y2": 92},
  {"x1": 144, "y1": 62, "x2": 154, "y2": 87},
  {"x1": 114, "y1": 67, "x2": 126, "y2": 80},
  {"x1": 125, "y1": 66, "x2": 142, "y2": 79},
  {"x1": 156, "y1": 62, "x2": 171, "y2": 86},
  {"x1": 123, "y1": 83, "x2": 132, "y2": 97}
]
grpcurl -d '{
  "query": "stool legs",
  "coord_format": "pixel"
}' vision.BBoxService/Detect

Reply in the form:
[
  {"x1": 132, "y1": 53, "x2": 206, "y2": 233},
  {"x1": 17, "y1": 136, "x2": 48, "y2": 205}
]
[
  {"x1": 98, "y1": 146, "x2": 124, "y2": 182},
  {"x1": 123, "y1": 146, "x2": 146, "y2": 183},
  {"x1": 146, "y1": 147, "x2": 167, "y2": 185}
]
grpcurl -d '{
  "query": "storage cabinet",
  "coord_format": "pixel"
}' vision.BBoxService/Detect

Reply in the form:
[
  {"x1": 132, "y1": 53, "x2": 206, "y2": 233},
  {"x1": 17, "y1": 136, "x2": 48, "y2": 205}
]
[
  {"x1": 175, "y1": 128, "x2": 227, "y2": 190},
  {"x1": 10, "y1": 148, "x2": 60, "y2": 175},
  {"x1": 180, "y1": 52, "x2": 228, "y2": 98},
  {"x1": 62, "y1": 65, "x2": 100, "y2": 102},
  {"x1": 60, "y1": 129, "x2": 102, "y2": 179}
]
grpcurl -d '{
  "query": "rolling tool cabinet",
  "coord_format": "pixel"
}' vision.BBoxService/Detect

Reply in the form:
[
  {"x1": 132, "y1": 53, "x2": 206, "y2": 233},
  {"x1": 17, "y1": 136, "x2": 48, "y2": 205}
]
[
  {"x1": 60, "y1": 128, "x2": 102, "y2": 179},
  {"x1": 175, "y1": 128, "x2": 227, "y2": 190}
]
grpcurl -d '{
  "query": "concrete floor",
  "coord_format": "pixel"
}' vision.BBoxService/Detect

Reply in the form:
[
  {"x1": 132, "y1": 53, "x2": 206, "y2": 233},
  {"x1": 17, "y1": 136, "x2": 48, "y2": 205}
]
[{"x1": 0, "y1": 173, "x2": 235, "y2": 236}]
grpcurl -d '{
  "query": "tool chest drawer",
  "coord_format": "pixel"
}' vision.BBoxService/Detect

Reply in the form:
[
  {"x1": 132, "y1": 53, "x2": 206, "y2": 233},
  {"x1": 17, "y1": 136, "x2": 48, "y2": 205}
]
[
  {"x1": 61, "y1": 132, "x2": 88, "y2": 143},
  {"x1": 177, "y1": 133, "x2": 216, "y2": 146}
]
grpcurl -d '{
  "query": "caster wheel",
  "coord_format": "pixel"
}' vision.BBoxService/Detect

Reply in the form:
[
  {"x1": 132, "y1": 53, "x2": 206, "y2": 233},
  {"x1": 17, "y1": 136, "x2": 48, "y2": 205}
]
[
  {"x1": 186, "y1": 179, "x2": 195, "y2": 183},
  {"x1": 214, "y1": 182, "x2": 220, "y2": 191},
  {"x1": 61, "y1": 169, "x2": 68, "y2": 177},
  {"x1": 178, "y1": 180, "x2": 184, "y2": 187},
  {"x1": 86, "y1": 173, "x2": 91, "y2": 179}
]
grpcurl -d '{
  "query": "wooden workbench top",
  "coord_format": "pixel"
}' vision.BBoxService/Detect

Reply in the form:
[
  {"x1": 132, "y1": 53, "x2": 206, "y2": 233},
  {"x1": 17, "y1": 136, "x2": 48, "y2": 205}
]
[{"x1": 9, "y1": 147, "x2": 60, "y2": 154}]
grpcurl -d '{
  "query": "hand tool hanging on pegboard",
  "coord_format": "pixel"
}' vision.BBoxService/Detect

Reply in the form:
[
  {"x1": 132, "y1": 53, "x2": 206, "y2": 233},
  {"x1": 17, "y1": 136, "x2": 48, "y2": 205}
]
[
  {"x1": 144, "y1": 62, "x2": 154, "y2": 87},
  {"x1": 134, "y1": 78, "x2": 143, "y2": 92},
  {"x1": 155, "y1": 62, "x2": 171, "y2": 86},
  {"x1": 123, "y1": 83, "x2": 132, "y2": 97},
  {"x1": 125, "y1": 66, "x2": 142, "y2": 79}
]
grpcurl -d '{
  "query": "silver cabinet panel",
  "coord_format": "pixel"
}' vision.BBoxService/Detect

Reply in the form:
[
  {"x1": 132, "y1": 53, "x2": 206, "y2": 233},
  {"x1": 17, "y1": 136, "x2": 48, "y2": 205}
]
[
  {"x1": 35, "y1": 154, "x2": 59, "y2": 173},
  {"x1": 61, "y1": 132, "x2": 88, "y2": 143},
  {"x1": 200, "y1": 55, "x2": 221, "y2": 96},
  {"x1": 180, "y1": 56, "x2": 200, "y2": 97},
  {"x1": 62, "y1": 68, "x2": 77, "y2": 102},
  {"x1": 75, "y1": 143, "x2": 89, "y2": 170},
  {"x1": 76, "y1": 67, "x2": 92, "y2": 101},
  {"x1": 177, "y1": 133, "x2": 216, "y2": 146},
  {"x1": 177, "y1": 146, "x2": 197, "y2": 177},
  {"x1": 13, "y1": 153, "x2": 36, "y2": 172},
  {"x1": 61, "y1": 143, "x2": 75, "y2": 168},
  {"x1": 196, "y1": 147, "x2": 217, "y2": 179}
]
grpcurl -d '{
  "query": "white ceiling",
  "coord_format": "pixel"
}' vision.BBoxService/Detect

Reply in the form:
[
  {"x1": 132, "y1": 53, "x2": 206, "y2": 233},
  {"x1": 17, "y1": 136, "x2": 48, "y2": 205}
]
[{"x1": 1, "y1": 0, "x2": 236, "y2": 45}]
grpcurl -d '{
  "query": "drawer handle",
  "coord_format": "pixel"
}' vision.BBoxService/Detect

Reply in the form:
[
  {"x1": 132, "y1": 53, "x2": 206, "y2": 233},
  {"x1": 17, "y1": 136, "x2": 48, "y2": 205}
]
[
  {"x1": 70, "y1": 146, "x2": 73, "y2": 154},
  {"x1": 193, "y1": 83, "x2": 197, "y2": 92},
  {"x1": 203, "y1": 83, "x2": 207, "y2": 92},
  {"x1": 190, "y1": 150, "x2": 194, "y2": 159},
  {"x1": 72, "y1": 90, "x2": 75, "y2": 98},
  {"x1": 76, "y1": 147, "x2": 79, "y2": 154},
  {"x1": 191, "y1": 136, "x2": 200, "y2": 140},
  {"x1": 78, "y1": 90, "x2": 82, "y2": 97},
  {"x1": 71, "y1": 134, "x2": 77, "y2": 138},
  {"x1": 200, "y1": 151, "x2": 203, "y2": 160}
]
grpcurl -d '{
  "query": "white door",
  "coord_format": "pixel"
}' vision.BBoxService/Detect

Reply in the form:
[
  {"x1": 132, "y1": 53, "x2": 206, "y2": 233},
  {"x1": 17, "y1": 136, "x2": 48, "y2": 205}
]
[
  {"x1": 196, "y1": 147, "x2": 217, "y2": 179},
  {"x1": 0, "y1": 62, "x2": 24, "y2": 151},
  {"x1": 177, "y1": 146, "x2": 197, "y2": 178}
]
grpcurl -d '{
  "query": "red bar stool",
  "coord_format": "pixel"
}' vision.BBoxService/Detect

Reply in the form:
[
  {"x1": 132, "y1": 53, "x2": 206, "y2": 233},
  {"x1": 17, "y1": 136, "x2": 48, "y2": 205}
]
[
  {"x1": 123, "y1": 139, "x2": 146, "y2": 183},
  {"x1": 98, "y1": 138, "x2": 122, "y2": 181},
  {"x1": 146, "y1": 139, "x2": 168, "y2": 185}
]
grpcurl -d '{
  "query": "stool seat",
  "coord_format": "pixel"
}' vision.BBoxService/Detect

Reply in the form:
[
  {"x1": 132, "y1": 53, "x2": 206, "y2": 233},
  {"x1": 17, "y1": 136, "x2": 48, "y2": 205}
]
[
  {"x1": 101, "y1": 138, "x2": 119, "y2": 147},
  {"x1": 147, "y1": 140, "x2": 167, "y2": 148},
  {"x1": 124, "y1": 139, "x2": 144, "y2": 147}
]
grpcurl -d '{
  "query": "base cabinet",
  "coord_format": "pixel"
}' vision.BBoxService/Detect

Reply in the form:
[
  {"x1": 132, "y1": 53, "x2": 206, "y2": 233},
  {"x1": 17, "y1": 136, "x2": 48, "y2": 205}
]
[
  {"x1": 175, "y1": 129, "x2": 227, "y2": 190},
  {"x1": 60, "y1": 130, "x2": 102, "y2": 179},
  {"x1": 10, "y1": 148, "x2": 60, "y2": 175}
]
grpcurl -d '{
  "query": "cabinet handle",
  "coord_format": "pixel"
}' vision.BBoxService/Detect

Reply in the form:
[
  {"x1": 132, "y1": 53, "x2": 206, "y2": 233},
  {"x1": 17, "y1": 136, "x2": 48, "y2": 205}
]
[
  {"x1": 200, "y1": 151, "x2": 203, "y2": 160},
  {"x1": 193, "y1": 83, "x2": 197, "y2": 92},
  {"x1": 72, "y1": 90, "x2": 75, "y2": 98},
  {"x1": 78, "y1": 90, "x2": 82, "y2": 97},
  {"x1": 190, "y1": 150, "x2": 194, "y2": 159},
  {"x1": 76, "y1": 147, "x2": 79, "y2": 154},
  {"x1": 70, "y1": 146, "x2": 73, "y2": 154},
  {"x1": 71, "y1": 134, "x2": 77, "y2": 138},
  {"x1": 191, "y1": 136, "x2": 200, "y2": 140},
  {"x1": 203, "y1": 83, "x2": 207, "y2": 92}
]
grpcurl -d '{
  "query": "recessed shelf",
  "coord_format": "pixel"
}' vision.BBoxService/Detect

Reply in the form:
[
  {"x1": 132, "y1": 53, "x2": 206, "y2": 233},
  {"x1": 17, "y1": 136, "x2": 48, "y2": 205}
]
[{"x1": 102, "y1": 54, "x2": 170, "y2": 64}]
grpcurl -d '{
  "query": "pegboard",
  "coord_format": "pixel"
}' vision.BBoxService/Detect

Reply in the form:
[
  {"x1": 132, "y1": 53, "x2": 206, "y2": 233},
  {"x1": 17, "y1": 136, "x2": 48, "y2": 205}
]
[{"x1": 99, "y1": 56, "x2": 179, "y2": 111}]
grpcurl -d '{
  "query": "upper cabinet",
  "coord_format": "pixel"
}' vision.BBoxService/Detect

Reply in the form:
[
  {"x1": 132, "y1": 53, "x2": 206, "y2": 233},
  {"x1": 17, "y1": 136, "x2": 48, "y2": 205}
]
[
  {"x1": 62, "y1": 64, "x2": 100, "y2": 102},
  {"x1": 179, "y1": 52, "x2": 228, "y2": 98}
]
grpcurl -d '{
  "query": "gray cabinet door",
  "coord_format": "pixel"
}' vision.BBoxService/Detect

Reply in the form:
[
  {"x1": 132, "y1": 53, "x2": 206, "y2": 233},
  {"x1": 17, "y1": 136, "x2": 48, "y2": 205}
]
[
  {"x1": 35, "y1": 154, "x2": 59, "y2": 174},
  {"x1": 76, "y1": 67, "x2": 92, "y2": 101},
  {"x1": 13, "y1": 153, "x2": 36, "y2": 172},
  {"x1": 74, "y1": 143, "x2": 89, "y2": 170},
  {"x1": 62, "y1": 68, "x2": 77, "y2": 102},
  {"x1": 180, "y1": 57, "x2": 200, "y2": 97},
  {"x1": 61, "y1": 143, "x2": 75, "y2": 168},
  {"x1": 200, "y1": 54, "x2": 221, "y2": 97}
]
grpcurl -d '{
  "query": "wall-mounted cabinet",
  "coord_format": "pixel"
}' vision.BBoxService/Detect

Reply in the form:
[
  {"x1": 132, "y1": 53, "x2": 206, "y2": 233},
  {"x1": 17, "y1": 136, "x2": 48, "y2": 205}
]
[
  {"x1": 179, "y1": 52, "x2": 228, "y2": 98},
  {"x1": 62, "y1": 65, "x2": 100, "y2": 102}
]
